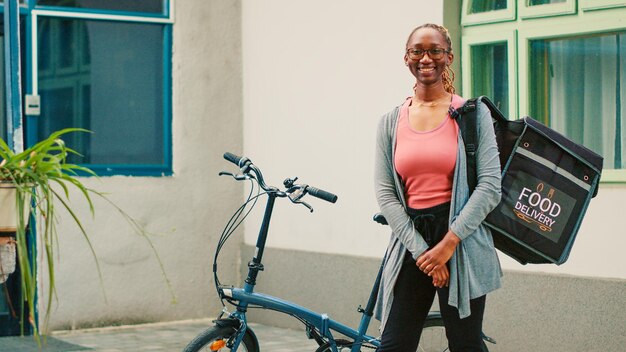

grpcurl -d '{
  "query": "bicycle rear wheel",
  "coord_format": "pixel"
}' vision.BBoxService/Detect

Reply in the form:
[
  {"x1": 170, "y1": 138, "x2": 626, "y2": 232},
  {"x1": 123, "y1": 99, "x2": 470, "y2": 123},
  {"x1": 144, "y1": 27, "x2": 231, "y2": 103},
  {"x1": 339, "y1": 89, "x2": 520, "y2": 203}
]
[{"x1": 183, "y1": 325, "x2": 259, "y2": 352}]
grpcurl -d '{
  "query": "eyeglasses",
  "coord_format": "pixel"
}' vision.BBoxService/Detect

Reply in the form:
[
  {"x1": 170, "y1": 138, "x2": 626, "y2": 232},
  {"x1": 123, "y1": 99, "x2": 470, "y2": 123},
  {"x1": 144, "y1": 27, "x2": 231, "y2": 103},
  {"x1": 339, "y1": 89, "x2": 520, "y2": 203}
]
[{"x1": 406, "y1": 48, "x2": 450, "y2": 60}]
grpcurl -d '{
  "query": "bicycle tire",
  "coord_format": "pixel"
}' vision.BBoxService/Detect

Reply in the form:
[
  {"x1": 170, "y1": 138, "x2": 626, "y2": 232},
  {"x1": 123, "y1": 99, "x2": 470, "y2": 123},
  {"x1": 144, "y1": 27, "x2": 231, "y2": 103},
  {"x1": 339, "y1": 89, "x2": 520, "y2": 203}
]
[{"x1": 182, "y1": 325, "x2": 259, "y2": 352}]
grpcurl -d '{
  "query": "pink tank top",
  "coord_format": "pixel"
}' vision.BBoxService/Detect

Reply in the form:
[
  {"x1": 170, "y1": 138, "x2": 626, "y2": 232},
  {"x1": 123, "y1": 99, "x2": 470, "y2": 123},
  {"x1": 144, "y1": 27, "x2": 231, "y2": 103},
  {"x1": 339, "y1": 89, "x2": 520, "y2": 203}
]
[{"x1": 394, "y1": 95, "x2": 464, "y2": 209}]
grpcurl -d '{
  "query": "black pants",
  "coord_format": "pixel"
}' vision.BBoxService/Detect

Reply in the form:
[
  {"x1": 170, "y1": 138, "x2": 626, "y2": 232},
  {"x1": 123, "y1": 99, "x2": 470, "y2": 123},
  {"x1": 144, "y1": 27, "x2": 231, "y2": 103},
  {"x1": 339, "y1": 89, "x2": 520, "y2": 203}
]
[{"x1": 377, "y1": 202, "x2": 486, "y2": 352}]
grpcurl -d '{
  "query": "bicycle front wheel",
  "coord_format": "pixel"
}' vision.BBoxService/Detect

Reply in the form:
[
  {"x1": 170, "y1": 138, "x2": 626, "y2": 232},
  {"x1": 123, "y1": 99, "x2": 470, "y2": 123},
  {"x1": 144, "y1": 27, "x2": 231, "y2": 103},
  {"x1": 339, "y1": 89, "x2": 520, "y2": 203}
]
[{"x1": 183, "y1": 325, "x2": 259, "y2": 352}]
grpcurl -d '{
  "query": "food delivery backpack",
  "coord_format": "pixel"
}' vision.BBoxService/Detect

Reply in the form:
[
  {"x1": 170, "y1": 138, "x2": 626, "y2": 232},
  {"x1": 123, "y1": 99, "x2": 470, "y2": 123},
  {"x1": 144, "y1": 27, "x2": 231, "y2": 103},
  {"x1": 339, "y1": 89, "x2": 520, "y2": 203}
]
[{"x1": 452, "y1": 96, "x2": 603, "y2": 265}]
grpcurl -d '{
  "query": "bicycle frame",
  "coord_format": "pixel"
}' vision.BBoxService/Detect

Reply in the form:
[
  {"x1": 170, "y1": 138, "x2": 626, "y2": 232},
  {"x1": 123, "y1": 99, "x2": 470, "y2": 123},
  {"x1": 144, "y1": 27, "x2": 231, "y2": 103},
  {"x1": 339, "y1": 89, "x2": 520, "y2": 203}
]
[
  {"x1": 205, "y1": 153, "x2": 494, "y2": 352},
  {"x1": 218, "y1": 191, "x2": 382, "y2": 352}
]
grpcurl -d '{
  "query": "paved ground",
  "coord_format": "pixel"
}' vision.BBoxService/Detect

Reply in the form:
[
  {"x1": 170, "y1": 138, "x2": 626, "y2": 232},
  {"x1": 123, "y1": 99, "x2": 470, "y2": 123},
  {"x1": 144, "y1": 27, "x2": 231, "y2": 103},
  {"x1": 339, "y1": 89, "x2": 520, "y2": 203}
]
[{"x1": 52, "y1": 319, "x2": 322, "y2": 351}]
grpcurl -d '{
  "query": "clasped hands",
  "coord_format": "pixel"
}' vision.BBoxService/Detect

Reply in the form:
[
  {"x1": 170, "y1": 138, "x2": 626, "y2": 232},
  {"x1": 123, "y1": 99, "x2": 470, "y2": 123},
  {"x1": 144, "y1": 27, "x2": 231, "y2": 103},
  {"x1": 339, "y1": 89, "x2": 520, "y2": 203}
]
[{"x1": 416, "y1": 230, "x2": 460, "y2": 288}]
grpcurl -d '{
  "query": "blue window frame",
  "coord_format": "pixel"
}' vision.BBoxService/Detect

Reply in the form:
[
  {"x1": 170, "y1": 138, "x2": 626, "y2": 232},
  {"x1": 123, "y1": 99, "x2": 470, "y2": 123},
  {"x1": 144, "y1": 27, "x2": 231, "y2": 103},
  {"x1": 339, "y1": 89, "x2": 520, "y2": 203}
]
[
  {"x1": 35, "y1": 0, "x2": 165, "y2": 15},
  {"x1": 23, "y1": 1, "x2": 173, "y2": 176}
]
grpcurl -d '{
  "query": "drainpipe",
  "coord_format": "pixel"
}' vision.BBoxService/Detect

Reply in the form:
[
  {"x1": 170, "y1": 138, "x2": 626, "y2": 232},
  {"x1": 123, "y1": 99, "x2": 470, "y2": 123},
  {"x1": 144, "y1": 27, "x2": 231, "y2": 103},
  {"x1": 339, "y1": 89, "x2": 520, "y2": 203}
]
[{"x1": 4, "y1": 0, "x2": 23, "y2": 152}]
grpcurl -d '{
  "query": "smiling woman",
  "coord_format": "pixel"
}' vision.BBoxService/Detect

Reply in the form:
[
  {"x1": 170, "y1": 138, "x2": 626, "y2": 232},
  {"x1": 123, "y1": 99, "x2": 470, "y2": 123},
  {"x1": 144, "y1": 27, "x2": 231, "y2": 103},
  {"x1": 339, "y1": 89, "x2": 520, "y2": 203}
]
[{"x1": 373, "y1": 23, "x2": 502, "y2": 352}]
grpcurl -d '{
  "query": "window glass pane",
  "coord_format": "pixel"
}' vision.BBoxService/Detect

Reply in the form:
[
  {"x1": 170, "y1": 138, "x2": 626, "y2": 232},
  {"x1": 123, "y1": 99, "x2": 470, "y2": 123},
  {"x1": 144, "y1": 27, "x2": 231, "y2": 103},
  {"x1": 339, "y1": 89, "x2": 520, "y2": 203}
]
[
  {"x1": 530, "y1": 32, "x2": 626, "y2": 169},
  {"x1": 470, "y1": 42, "x2": 509, "y2": 116},
  {"x1": 529, "y1": 0, "x2": 566, "y2": 5},
  {"x1": 37, "y1": 0, "x2": 164, "y2": 14},
  {"x1": 38, "y1": 18, "x2": 165, "y2": 166},
  {"x1": 469, "y1": 0, "x2": 508, "y2": 13}
]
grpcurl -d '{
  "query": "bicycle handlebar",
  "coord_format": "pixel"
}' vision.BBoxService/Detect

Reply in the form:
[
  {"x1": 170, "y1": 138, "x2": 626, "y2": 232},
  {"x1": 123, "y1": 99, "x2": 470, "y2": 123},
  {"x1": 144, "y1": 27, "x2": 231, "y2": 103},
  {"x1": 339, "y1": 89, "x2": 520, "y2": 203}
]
[
  {"x1": 223, "y1": 152, "x2": 251, "y2": 169},
  {"x1": 222, "y1": 152, "x2": 338, "y2": 204},
  {"x1": 305, "y1": 186, "x2": 338, "y2": 203}
]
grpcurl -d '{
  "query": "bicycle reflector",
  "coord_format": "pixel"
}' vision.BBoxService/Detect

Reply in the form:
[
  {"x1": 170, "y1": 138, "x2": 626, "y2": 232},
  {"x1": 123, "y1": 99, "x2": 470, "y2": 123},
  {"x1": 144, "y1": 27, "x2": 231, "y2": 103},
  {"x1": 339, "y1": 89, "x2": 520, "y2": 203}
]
[{"x1": 209, "y1": 339, "x2": 226, "y2": 350}]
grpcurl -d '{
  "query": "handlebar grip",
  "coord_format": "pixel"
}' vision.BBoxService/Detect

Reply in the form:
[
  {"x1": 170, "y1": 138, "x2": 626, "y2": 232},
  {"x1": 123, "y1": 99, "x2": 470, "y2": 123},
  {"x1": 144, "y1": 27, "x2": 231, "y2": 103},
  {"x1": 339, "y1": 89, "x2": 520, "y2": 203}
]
[
  {"x1": 223, "y1": 152, "x2": 242, "y2": 165},
  {"x1": 373, "y1": 213, "x2": 388, "y2": 225},
  {"x1": 306, "y1": 186, "x2": 338, "y2": 203},
  {"x1": 223, "y1": 152, "x2": 251, "y2": 168}
]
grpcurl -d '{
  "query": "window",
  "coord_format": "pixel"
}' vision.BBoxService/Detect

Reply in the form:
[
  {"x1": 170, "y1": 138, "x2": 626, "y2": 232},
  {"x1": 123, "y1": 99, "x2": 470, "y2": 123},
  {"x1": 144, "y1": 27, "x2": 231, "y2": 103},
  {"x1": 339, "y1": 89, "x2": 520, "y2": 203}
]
[
  {"x1": 470, "y1": 0, "x2": 508, "y2": 12},
  {"x1": 529, "y1": 0, "x2": 566, "y2": 4},
  {"x1": 471, "y1": 43, "x2": 510, "y2": 114},
  {"x1": 529, "y1": 32, "x2": 625, "y2": 170},
  {"x1": 462, "y1": 1, "x2": 626, "y2": 181},
  {"x1": 26, "y1": 1, "x2": 173, "y2": 175},
  {"x1": 519, "y1": 0, "x2": 577, "y2": 18},
  {"x1": 462, "y1": 31, "x2": 517, "y2": 118},
  {"x1": 37, "y1": 18, "x2": 167, "y2": 168},
  {"x1": 462, "y1": 0, "x2": 515, "y2": 26}
]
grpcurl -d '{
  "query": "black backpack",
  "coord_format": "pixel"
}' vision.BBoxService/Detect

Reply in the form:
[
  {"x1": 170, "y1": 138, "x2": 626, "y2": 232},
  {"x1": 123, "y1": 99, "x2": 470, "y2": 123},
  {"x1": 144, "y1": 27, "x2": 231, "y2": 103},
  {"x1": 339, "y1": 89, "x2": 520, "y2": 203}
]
[{"x1": 452, "y1": 96, "x2": 603, "y2": 265}]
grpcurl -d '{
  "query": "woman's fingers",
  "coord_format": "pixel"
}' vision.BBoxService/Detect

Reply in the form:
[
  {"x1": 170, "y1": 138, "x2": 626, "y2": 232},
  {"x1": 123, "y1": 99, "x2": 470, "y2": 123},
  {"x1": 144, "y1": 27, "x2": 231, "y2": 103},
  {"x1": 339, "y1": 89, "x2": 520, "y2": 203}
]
[{"x1": 429, "y1": 266, "x2": 449, "y2": 288}]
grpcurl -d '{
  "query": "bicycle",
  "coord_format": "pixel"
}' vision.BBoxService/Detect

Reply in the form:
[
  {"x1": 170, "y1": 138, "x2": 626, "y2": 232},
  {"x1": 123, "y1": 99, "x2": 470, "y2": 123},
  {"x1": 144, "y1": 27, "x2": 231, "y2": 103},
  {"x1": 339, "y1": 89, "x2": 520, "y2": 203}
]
[{"x1": 183, "y1": 152, "x2": 495, "y2": 352}]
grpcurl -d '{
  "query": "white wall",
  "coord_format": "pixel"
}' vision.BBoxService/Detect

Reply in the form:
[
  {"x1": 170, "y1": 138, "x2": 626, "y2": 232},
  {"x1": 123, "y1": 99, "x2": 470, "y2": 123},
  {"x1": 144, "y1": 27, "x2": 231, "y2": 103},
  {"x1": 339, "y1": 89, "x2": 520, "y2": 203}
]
[
  {"x1": 242, "y1": 0, "x2": 626, "y2": 281},
  {"x1": 242, "y1": 0, "x2": 441, "y2": 260}
]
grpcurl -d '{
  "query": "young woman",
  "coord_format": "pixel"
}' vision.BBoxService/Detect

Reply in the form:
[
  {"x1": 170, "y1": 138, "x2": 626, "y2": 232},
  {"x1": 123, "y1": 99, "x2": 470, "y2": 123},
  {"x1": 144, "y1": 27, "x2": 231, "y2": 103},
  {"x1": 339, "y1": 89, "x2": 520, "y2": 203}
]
[{"x1": 374, "y1": 23, "x2": 503, "y2": 352}]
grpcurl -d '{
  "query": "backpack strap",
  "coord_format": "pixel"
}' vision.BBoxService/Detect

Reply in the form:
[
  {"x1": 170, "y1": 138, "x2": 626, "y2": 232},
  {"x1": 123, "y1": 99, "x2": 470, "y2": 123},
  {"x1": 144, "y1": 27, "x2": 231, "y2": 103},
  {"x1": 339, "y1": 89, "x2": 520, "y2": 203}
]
[
  {"x1": 451, "y1": 98, "x2": 479, "y2": 194},
  {"x1": 452, "y1": 96, "x2": 507, "y2": 195}
]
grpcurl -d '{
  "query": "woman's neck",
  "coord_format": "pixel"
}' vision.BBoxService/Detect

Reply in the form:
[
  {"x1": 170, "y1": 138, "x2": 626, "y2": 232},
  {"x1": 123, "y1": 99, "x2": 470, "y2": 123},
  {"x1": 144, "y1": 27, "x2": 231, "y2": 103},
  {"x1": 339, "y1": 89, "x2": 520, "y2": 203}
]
[{"x1": 412, "y1": 82, "x2": 450, "y2": 104}]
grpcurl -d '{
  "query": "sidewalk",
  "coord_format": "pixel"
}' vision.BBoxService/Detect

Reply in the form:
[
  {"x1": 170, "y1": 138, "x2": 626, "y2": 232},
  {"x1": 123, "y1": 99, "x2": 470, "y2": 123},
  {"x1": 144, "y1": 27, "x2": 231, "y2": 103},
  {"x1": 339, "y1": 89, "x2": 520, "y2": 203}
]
[{"x1": 51, "y1": 319, "x2": 321, "y2": 351}]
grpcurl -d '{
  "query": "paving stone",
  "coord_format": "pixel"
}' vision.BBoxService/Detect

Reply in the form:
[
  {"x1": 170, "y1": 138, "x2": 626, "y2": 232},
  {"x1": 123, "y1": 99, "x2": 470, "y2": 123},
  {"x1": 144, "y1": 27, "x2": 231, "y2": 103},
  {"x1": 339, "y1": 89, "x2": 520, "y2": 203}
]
[{"x1": 52, "y1": 319, "x2": 321, "y2": 351}]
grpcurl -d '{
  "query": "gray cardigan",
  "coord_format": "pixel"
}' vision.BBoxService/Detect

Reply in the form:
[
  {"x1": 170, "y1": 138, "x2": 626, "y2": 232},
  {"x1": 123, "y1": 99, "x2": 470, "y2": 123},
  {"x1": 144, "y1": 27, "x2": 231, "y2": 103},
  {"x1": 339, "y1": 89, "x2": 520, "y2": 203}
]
[{"x1": 374, "y1": 99, "x2": 503, "y2": 331}]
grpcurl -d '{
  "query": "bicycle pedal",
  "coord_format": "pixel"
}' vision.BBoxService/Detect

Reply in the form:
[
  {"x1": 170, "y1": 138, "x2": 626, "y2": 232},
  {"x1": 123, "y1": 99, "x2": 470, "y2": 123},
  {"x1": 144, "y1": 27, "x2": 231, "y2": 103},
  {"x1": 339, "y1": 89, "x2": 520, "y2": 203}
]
[{"x1": 482, "y1": 333, "x2": 497, "y2": 344}]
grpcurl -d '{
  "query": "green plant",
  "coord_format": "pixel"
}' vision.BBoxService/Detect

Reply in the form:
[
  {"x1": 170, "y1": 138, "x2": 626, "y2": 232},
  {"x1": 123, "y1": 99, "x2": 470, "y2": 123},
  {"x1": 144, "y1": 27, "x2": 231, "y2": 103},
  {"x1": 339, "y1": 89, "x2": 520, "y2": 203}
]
[{"x1": 0, "y1": 128, "x2": 174, "y2": 340}]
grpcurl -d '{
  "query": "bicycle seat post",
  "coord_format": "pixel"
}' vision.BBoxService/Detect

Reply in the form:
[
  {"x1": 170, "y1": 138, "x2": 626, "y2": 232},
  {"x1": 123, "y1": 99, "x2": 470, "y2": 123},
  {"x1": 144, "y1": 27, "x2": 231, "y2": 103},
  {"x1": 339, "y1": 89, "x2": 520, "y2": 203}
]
[{"x1": 243, "y1": 192, "x2": 277, "y2": 293}]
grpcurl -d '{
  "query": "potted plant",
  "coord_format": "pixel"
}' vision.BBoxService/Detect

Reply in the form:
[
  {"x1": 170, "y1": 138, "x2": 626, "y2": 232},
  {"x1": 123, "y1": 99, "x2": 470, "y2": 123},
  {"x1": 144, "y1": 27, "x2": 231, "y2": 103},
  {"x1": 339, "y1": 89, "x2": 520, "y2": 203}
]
[{"x1": 0, "y1": 128, "x2": 118, "y2": 338}]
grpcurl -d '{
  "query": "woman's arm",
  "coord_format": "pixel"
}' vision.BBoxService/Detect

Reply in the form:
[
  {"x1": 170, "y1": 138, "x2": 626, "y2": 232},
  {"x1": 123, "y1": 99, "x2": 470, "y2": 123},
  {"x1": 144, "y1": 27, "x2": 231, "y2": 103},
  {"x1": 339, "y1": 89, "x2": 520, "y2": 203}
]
[
  {"x1": 416, "y1": 101, "x2": 502, "y2": 274},
  {"x1": 449, "y1": 101, "x2": 502, "y2": 240},
  {"x1": 374, "y1": 111, "x2": 429, "y2": 259}
]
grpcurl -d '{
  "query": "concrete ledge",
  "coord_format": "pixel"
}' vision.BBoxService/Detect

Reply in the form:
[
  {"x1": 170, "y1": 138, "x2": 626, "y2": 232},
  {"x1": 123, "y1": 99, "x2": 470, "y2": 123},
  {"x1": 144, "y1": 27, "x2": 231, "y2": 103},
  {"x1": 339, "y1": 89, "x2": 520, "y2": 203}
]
[{"x1": 242, "y1": 245, "x2": 626, "y2": 351}]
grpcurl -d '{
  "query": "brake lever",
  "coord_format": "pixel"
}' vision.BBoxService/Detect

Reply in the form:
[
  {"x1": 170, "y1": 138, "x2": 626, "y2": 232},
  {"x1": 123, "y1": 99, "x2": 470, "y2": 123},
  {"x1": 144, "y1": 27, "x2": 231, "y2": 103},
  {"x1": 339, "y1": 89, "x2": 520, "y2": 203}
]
[
  {"x1": 218, "y1": 171, "x2": 249, "y2": 181},
  {"x1": 296, "y1": 200, "x2": 313, "y2": 212},
  {"x1": 287, "y1": 186, "x2": 314, "y2": 212}
]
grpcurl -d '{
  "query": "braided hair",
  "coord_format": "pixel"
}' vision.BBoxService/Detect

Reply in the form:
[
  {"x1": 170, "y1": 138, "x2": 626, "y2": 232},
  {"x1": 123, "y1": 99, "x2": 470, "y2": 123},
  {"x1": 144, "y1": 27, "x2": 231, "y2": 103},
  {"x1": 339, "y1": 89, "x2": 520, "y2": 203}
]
[{"x1": 406, "y1": 23, "x2": 456, "y2": 95}]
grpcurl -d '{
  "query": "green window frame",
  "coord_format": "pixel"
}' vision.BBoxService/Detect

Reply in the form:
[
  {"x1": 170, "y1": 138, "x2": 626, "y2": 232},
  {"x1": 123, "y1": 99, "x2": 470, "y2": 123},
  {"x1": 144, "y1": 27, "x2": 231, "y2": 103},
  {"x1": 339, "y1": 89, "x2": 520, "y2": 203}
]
[
  {"x1": 581, "y1": 0, "x2": 626, "y2": 11},
  {"x1": 519, "y1": 0, "x2": 577, "y2": 19},
  {"x1": 462, "y1": 1, "x2": 626, "y2": 182}
]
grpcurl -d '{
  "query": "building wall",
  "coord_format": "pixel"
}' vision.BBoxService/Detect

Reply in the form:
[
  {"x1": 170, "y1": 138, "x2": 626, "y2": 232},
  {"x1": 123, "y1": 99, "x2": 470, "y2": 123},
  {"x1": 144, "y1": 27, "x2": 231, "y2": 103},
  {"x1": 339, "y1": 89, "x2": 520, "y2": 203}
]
[
  {"x1": 241, "y1": 0, "x2": 626, "y2": 350},
  {"x1": 46, "y1": 0, "x2": 244, "y2": 330}
]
